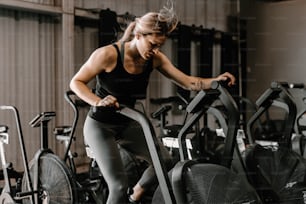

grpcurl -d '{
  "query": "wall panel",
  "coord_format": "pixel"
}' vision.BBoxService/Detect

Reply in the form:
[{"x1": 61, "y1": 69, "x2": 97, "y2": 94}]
[
  {"x1": 0, "y1": 9, "x2": 19, "y2": 166},
  {"x1": 79, "y1": 0, "x2": 235, "y2": 31},
  {"x1": 15, "y1": 11, "x2": 41, "y2": 162},
  {"x1": 0, "y1": 8, "x2": 58, "y2": 169},
  {"x1": 242, "y1": 0, "x2": 306, "y2": 102},
  {"x1": 23, "y1": 0, "x2": 55, "y2": 5}
]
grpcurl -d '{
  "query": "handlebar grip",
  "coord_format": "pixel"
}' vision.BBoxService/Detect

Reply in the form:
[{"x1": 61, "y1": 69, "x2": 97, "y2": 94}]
[
  {"x1": 151, "y1": 105, "x2": 172, "y2": 119},
  {"x1": 288, "y1": 83, "x2": 304, "y2": 89},
  {"x1": 271, "y1": 81, "x2": 305, "y2": 89},
  {"x1": 66, "y1": 90, "x2": 75, "y2": 96}
]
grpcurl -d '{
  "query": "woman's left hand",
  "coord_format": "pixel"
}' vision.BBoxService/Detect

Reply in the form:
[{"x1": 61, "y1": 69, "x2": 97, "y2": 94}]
[{"x1": 215, "y1": 72, "x2": 236, "y2": 86}]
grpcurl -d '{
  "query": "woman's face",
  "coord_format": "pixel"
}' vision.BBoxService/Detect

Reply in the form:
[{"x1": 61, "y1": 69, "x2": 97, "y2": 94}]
[{"x1": 136, "y1": 33, "x2": 167, "y2": 60}]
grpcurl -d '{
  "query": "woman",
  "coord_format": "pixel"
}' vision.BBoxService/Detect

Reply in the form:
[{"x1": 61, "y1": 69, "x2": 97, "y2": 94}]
[{"x1": 70, "y1": 6, "x2": 235, "y2": 204}]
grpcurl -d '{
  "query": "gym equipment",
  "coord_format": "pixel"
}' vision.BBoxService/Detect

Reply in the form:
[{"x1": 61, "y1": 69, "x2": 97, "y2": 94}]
[
  {"x1": 0, "y1": 124, "x2": 23, "y2": 203},
  {"x1": 150, "y1": 92, "x2": 224, "y2": 162},
  {"x1": 0, "y1": 126, "x2": 23, "y2": 184},
  {"x1": 150, "y1": 95, "x2": 195, "y2": 161},
  {"x1": 282, "y1": 83, "x2": 306, "y2": 156},
  {"x1": 253, "y1": 82, "x2": 306, "y2": 157},
  {"x1": 243, "y1": 81, "x2": 306, "y2": 203},
  {"x1": 0, "y1": 105, "x2": 36, "y2": 204},
  {"x1": 118, "y1": 80, "x2": 261, "y2": 204},
  {"x1": 150, "y1": 95, "x2": 188, "y2": 138},
  {"x1": 0, "y1": 105, "x2": 76, "y2": 204},
  {"x1": 53, "y1": 90, "x2": 148, "y2": 203},
  {"x1": 21, "y1": 111, "x2": 77, "y2": 204},
  {"x1": 246, "y1": 81, "x2": 296, "y2": 146}
]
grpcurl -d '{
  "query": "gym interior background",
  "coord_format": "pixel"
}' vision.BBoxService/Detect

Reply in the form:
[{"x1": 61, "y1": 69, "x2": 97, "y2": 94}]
[{"x1": 1, "y1": 0, "x2": 306, "y2": 170}]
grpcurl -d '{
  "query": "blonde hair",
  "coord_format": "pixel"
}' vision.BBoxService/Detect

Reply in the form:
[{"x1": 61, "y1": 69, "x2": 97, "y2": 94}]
[{"x1": 120, "y1": 1, "x2": 178, "y2": 42}]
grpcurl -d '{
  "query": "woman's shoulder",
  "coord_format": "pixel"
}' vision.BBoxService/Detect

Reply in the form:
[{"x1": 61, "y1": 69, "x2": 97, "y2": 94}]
[
  {"x1": 90, "y1": 44, "x2": 118, "y2": 64},
  {"x1": 85, "y1": 43, "x2": 120, "y2": 72},
  {"x1": 94, "y1": 44, "x2": 118, "y2": 58}
]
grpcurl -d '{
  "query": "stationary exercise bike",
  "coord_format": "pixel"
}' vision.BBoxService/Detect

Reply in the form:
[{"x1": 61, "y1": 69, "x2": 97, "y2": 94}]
[
  {"x1": 117, "y1": 80, "x2": 262, "y2": 204},
  {"x1": 243, "y1": 81, "x2": 306, "y2": 203},
  {"x1": 0, "y1": 105, "x2": 37, "y2": 204},
  {"x1": 0, "y1": 105, "x2": 77, "y2": 204},
  {"x1": 21, "y1": 111, "x2": 77, "y2": 204},
  {"x1": 53, "y1": 90, "x2": 149, "y2": 203},
  {"x1": 278, "y1": 83, "x2": 306, "y2": 157}
]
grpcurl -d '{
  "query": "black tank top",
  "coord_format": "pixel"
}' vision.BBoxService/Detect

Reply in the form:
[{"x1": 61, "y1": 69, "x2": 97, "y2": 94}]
[{"x1": 89, "y1": 43, "x2": 153, "y2": 123}]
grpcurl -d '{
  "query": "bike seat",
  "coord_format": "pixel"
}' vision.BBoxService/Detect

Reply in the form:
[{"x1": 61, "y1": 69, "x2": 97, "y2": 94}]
[
  {"x1": 29, "y1": 111, "x2": 56, "y2": 127},
  {"x1": 53, "y1": 126, "x2": 72, "y2": 141},
  {"x1": 54, "y1": 126, "x2": 72, "y2": 135}
]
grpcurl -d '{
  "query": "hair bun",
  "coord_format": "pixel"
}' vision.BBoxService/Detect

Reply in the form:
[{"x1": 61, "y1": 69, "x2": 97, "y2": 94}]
[{"x1": 158, "y1": 0, "x2": 178, "y2": 33}]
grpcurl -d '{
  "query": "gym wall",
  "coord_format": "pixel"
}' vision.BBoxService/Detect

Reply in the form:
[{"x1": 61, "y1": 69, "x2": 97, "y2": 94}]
[{"x1": 241, "y1": 0, "x2": 306, "y2": 104}]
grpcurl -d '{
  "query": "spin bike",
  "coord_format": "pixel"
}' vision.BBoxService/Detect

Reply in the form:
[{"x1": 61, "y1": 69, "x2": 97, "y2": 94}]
[{"x1": 0, "y1": 105, "x2": 77, "y2": 204}]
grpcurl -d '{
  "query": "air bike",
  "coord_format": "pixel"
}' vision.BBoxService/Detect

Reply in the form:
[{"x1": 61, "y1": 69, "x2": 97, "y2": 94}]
[
  {"x1": 0, "y1": 105, "x2": 77, "y2": 204},
  {"x1": 242, "y1": 81, "x2": 306, "y2": 203},
  {"x1": 117, "y1": 80, "x2": 262, "y2": 204}
]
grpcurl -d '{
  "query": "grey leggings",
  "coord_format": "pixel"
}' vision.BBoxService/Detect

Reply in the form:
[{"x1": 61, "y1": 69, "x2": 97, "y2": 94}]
[{"x1": 84, "y1": 116, "x2": 173, "y2": 204}]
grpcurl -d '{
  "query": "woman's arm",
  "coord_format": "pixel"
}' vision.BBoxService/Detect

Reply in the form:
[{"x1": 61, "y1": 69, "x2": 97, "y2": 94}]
[
  {"x1": 154, "y1": 52, "x2": 235, "y2": 91},
  {"x1": 69, "y1": 45, "x2": 117, "y2": 106}
]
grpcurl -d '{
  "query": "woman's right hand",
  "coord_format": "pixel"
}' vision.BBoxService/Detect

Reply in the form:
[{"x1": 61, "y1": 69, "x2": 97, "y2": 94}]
[{"x1": 96, "y1": 95, "x2": 119, "y2": 108}]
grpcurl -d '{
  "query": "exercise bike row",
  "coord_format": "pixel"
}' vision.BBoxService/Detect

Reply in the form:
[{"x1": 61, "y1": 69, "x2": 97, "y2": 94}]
[{"x1": 0, "y1": 80, "x2": 306, "y2": 204}]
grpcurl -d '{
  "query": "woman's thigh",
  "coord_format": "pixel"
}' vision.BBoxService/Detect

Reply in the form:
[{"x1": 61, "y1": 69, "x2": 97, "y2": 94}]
[{"x1": 83, "y1": 116, "x2": 128, "y2": 186}]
